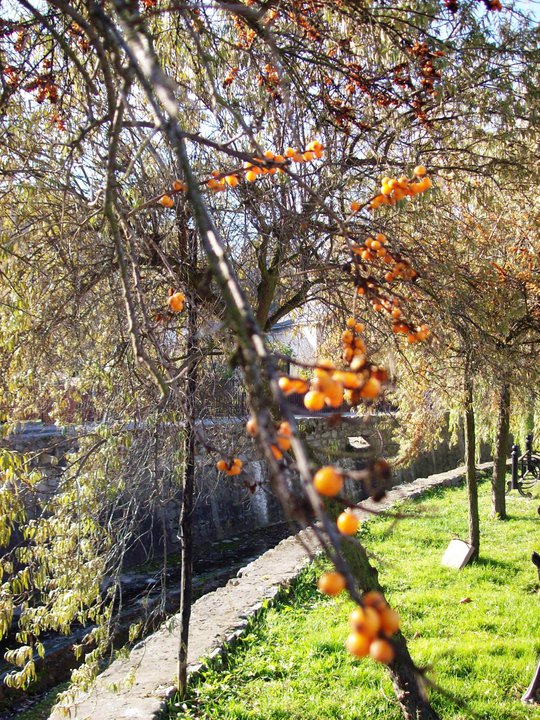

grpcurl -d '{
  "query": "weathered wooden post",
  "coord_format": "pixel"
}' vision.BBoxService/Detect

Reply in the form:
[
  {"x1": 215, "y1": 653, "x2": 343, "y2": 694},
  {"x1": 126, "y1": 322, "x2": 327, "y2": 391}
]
[
  {"x1": 510, "y1": 444, "x2": 520, "y2": 492},
  {"x1": 525, "y1": 434, "x2": 534, "y2": 475}
]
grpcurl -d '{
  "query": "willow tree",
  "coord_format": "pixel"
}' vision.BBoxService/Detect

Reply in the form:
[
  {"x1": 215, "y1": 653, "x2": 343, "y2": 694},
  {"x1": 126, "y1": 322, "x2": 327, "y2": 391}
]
[{"x1": 388, "y1": 169, "x2": 540, "y2": 556}]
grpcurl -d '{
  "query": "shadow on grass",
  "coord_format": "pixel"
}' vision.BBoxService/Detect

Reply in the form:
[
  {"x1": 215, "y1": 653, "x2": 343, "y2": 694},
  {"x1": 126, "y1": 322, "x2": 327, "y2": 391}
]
[{"x1": 472, "y1": 556, "x2": 515, "y2": 571}]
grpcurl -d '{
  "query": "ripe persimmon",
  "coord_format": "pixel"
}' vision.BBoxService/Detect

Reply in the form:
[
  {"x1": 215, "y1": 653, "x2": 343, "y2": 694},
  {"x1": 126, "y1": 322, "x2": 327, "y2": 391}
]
[
  {"x1": 362, "y1": 591, "x2": 387, "y2": 610},
  {"x1": 271, "y1": 444, "x2": 284, "y2": 460},
  {"x1": 317, "y1": 571, "x2": 346, "y2": 596},
  {"x1": 332, "y1": 371, "x2": 361, "y2": 389},
  {"x1": 279, "y1": 377, "x2": 309, "y2": 395},
  {"x1": 158, "y1": 194, "x2": 174, "y2": 208},
  {"x1": 304, "y1": 390, "x2": 325, "y2": 411},
  {"x1": 337, "y1": 511, "x2": 360, "y2": 535},
  {"x1": 369, "y1": 638, "x2": 395, "y2": 664},
  {"x1": 313, "y1": 466, "x2": 343, "y2": 496},
  {"x1": 359, "y1": 377, "x2": 381, "y2": 400},
  {"x1": 380, "y1": 607, "x2": 400, "y2": 636},
  {"x1": 216, "y1": 458, "x2": 243, "y2": 476},
  {"x1": 324, "y1": 381, "x2": 344, "y2": 408},
  {"x1": 349, "y1": 606, "x2": 381, "y2": 637},
  {"x1": 277, "y1": 438, "x2": 291, "y2": 452},
  {"x1": 278, "y1": 421, "x2": 292, "y2": 437},
  {"x1": 345, "y1": 632, "x2": 370, "y2": 658},
  {"x1": 168, "y1": 291, "x2": 185, "y2": 312},
  {"x1": 350, "y1": 355, "x2": 366, "y2": 371}
]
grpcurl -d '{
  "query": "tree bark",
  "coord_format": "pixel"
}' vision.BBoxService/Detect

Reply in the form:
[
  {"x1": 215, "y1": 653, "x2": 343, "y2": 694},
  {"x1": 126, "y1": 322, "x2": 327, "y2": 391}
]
[
  {"x1": 464, "y1": 369, "x2": 479, "y2": 560},
  {"x1": 491, "y1": 379, "x2": 510, "y2": 519},
  {"x1": 340, "y1": 538, "x2": 440, "y2": 720},
  {"x1": 390, "y1": 634, "x2": 439, "y2": 720},
  {"x1": 177, "y1": 240, "x2": 198, "y2": 697}
]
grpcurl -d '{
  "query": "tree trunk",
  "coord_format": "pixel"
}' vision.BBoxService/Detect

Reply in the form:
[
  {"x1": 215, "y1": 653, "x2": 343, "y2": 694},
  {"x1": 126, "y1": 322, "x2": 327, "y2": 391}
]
[
  {"x1": 464, "y1": 370, "x2": 479, "y2": 560},
  {"x1": 523, "y1": 659, "x2": 540, "y2": 704},
  {"x1": 177, "y1": 245, "x2": 198, "y2": 697},
  {"x1": 339, "y1": 539, "x2": 440, "y2": 720},
  {"x1": 390, "y1": 633, "x2": 439, "y2": 720},
  {"x1": 491, "y1": 379, "x2": 510, "y2": 519}
]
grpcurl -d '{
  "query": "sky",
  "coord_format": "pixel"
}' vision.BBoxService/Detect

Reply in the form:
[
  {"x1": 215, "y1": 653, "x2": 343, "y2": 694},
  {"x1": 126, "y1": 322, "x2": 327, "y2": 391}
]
[{"x1": 514, "y1": 0, "x2": 540, "y2": 18}]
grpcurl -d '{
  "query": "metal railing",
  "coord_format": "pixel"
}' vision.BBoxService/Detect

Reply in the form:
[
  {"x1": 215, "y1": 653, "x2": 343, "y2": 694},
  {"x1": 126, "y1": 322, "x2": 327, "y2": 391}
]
[{"x1": 508, "y1": 434, "x2": 540, "y2": 497}]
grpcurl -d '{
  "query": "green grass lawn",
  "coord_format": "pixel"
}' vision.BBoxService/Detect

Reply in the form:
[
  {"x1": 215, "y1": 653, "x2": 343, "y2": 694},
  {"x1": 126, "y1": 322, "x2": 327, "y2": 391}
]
[{"x1": 168, "y1": 478, "x2": 540, "y2": 720}]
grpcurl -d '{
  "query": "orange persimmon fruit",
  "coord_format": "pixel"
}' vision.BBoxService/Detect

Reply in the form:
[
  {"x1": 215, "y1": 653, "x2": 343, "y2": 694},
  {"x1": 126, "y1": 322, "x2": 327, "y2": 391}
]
[
  {"x1": 337, "y1": 511, "x2": 360, "y2": 535},
  {"x1": 317, "y1": 571, "x2": 346, "y2": 596},
  {"x1": 313, "y1": 466, "x2": 343, "y2": 496}
]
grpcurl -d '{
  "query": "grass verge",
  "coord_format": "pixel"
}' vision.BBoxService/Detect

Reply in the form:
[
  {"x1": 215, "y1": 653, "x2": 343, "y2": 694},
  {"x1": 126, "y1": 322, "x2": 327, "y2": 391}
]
[{"x1": 167, "y1": 477, "x2": 540, "y2": 720}]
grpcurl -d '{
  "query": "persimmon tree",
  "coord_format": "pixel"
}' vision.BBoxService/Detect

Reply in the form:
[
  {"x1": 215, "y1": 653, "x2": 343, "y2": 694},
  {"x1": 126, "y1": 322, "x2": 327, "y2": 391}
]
[{"x1": 0, "y1": 0, "x2": 538, "y2": 718}]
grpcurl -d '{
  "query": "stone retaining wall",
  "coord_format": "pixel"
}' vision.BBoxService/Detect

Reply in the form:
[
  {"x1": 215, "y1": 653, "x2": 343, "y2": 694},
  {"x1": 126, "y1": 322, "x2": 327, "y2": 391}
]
[{"x1": 2, "y1": 416, "x2": 480, "y2": 565}]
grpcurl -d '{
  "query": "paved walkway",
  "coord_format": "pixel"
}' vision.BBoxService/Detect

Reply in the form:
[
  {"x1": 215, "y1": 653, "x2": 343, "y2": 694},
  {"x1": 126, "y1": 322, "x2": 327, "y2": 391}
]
[{"x1": 49, "y1": 462, "x2": 492, "y2": 719}]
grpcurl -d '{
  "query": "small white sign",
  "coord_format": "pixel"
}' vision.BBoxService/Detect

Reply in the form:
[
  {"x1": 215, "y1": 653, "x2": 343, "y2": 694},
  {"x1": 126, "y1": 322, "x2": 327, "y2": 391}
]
[
  {"x1": 348, "y1": 436, "x2": 370, "y2": 450},
  {"x1": 441, "y1": 539, "x2": 475, "y2": 569}
]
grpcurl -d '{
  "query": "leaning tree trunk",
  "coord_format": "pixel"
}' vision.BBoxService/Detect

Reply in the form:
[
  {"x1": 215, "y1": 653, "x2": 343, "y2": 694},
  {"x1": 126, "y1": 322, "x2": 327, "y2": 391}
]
[
  {"x1": 333, "y1": 510, "x2": 440, "y2": 720},
  {"x1": 177, "y1": 241, "x2": 199, "y2": 697},
  {"x1": 111, "y1": 27, "x2": 439, "y2": 715},
  {"x1": 491, "y1": 379, "x2": 510, "y2": 519},
  {"x1": 464, "y1": 368, "x2": 479, "y2": 560}
]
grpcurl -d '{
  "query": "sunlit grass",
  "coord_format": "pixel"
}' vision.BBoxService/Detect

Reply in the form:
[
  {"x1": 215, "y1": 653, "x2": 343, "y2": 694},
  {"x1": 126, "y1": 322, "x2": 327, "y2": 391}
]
[{"x1": 168, "y1": 477, "x2": 540, "y2": 719}]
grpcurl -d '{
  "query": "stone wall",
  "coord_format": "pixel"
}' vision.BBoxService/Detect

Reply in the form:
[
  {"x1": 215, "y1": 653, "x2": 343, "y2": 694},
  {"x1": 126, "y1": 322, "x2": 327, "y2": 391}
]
[
  {"x1": 170, "y1": 413, "x2": 480, "y2": 552},
  {"x1": 1, "y1": 415, "x2": 484, "y2": 564}
]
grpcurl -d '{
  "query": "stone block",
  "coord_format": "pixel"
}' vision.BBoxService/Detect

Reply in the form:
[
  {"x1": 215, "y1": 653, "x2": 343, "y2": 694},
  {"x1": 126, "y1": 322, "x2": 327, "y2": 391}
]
[{"x1": 441, "y1": 539, "x2": 475, "y2": 569}]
